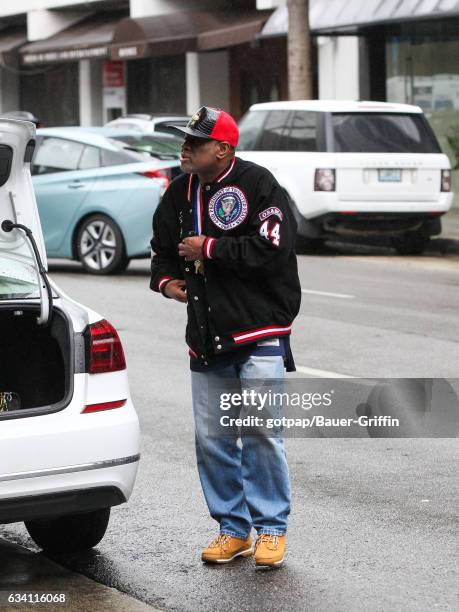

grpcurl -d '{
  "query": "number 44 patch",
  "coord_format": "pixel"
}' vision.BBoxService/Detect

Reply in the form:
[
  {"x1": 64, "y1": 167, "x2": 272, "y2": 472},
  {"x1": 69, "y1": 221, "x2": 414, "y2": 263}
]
[{"x1": 259, "y1": 220, "x2": 281, "y2": 246}]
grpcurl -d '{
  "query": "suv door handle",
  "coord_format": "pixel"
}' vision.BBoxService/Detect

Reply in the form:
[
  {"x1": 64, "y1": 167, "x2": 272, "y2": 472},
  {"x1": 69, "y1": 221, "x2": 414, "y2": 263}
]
[{"x1": 68, "y1": 181, "x2": 85, "y2": 189}]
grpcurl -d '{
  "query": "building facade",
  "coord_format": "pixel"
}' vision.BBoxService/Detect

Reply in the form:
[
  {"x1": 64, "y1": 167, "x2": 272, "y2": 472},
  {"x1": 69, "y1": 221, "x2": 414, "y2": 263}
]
[{"x1": 0, "y1": 0, "x2": 290, "y2": 126}]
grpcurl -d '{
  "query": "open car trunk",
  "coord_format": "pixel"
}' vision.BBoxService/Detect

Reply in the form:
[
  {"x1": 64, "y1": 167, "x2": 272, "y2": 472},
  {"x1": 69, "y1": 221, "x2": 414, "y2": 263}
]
[{"x1": 0, "y1": 307, "x2": 72, "y2": 415}]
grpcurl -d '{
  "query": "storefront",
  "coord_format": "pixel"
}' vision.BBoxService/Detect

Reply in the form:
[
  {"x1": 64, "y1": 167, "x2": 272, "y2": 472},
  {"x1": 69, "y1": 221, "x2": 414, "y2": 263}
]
[
  {"x1": 263, "y1": 0, "x2": 459, "y2": 200},
  {"x1": 110, "y1": 9, "x2": 272, "y2": 119},
  {"x1": 18, "y1": 10, "x2": 127, "y2": 126},
  {"x1": 384, "y1": 19, "x2": 459, "y2": 169},
  {"x1": 11, "y1": 7, "x2": 275, "y2": 127}
]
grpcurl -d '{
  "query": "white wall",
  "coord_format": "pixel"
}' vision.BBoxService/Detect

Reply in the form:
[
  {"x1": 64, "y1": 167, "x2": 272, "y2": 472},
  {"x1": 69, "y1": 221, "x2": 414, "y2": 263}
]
[
  {"x1": 27, "y1": 9, "x2": 89, "y2": 42},
  {"x1": 0, "y1": 0, "x2": 100, "y2": 18},
  {"x1": 256, "y1": 0, "x2": 284, "y2": 9},
  {"x1": 130, "y1": 0, "x2": 230, "y2": 18},
  {"x1": 79, "y1": 59, "x2": 103, "y2": 126},
  {"x1": 318, "y1": 36, "x2": 360, "y2": 100}
]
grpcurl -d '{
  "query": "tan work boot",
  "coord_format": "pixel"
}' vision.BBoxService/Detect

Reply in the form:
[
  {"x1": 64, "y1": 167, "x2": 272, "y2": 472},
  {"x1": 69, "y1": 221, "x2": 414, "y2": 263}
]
[
  {"x1": 254, "y1": 534, "x2": 286, "y2": 567},
  {"x1": 201, "y1": 533, "x2": 253, "y2": 564}
]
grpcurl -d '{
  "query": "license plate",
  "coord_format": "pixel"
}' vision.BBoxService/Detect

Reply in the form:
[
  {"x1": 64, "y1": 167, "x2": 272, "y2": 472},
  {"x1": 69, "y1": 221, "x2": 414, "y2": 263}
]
[
  {"x1": 0, "y1": 391, "x2": 21, "y2": 413},
  {"x1": 378, "y1": 168, "x2": 402, "y2": 182}
]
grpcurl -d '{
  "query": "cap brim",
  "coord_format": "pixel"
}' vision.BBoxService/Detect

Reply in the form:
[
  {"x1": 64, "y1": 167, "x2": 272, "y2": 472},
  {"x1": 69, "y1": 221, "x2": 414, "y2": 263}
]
[{"x1": 170, "y1": 125, "x2": 213, "y2": 139}]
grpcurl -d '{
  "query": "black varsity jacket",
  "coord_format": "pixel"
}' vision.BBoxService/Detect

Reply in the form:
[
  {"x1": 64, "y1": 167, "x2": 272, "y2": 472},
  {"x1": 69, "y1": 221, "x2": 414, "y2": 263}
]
[{"x1": 150, "y1": 156, "x2": 301, "y2": 363}]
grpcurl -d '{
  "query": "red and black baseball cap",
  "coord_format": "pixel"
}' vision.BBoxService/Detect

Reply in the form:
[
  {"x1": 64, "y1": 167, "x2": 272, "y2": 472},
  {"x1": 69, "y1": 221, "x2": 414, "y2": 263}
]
[{"x1": 172, "y1": 106, "x2": 239, "y2": 147}]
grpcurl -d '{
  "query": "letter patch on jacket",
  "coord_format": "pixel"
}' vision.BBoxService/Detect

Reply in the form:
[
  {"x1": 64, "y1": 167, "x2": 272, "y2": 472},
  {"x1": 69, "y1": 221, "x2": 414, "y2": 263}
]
[{"x1": 208, "y1": 186, "x2": 248, "y2": 230}]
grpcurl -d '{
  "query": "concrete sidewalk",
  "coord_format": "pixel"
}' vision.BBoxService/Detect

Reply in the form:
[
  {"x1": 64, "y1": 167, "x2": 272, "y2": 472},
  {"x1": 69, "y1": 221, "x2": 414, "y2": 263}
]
[{"x1": 0, "y1": 538, "x2": 157, "y2": 611}]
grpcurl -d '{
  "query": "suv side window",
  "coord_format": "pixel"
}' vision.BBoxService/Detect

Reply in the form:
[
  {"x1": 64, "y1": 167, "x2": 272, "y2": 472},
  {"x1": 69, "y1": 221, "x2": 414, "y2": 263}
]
[
  {"x1": 285, "y1": 111, "x2": 317, "y2": 151},
  {"x1": 32, "y1": 137, "x2": 84, "y2": 175},
  {"x1": 258, "y1": 111, "x2": 291, "y2": 151},
  {"x1": 237, "y1": 110, "x2": 269, "y2": 151}
]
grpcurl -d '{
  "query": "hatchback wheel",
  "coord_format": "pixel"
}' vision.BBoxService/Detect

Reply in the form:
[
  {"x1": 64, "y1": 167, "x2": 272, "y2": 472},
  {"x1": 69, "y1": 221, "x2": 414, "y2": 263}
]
[
  {"x1": 25, "y1": 508, "x2": 110, "y2": 553},
  {"x1": 77, "y1": 214, "x2": 129, "y2": 274},
  {"x1": 392, "y1": 231, "x2": 430, "y2": 255}
]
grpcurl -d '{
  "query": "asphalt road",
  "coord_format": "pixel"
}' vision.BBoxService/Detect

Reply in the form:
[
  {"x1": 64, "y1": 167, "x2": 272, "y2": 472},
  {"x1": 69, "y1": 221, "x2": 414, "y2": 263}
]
[{"x1": 1, "y1": 244, "x2": 458, "y2": 611}]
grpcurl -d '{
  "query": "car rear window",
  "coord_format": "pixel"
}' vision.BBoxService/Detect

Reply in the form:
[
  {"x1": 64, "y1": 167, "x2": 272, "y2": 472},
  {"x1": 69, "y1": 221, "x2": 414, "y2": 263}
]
[
  {"x1": 110, "y1": 134, "x2": 181, "y2": 159},
  {"x1": 331, "y1": 113, "x2": 441, "y2": 153},
  {"x1": 100, "y1": 144, "x2": 144, "y2": 166}
]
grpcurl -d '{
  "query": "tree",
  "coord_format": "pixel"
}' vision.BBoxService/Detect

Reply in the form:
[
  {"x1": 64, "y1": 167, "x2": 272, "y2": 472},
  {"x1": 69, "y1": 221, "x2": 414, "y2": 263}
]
[{"x1": 287, "y1": 0, "x2": 313, "y2": 100}]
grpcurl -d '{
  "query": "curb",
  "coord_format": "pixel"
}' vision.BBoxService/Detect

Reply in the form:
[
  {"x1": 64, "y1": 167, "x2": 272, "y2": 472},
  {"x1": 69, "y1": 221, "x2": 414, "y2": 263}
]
[{"x1": 0, "y1": 537, "x2": 160, "y2": 611}]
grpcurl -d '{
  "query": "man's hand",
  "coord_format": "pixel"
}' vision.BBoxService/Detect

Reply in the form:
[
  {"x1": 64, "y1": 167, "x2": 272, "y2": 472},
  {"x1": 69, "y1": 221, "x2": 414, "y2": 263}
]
[
  {"x1": 178, "y1": 236, "x2": 206, "y2": 261},
  {"x1": 164, "y1": 279, "x2": 187, "y2": 303}
]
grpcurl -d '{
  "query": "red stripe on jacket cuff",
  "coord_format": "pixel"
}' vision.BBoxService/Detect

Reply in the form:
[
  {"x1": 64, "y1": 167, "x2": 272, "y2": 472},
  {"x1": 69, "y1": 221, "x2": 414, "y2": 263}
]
[
  {"x1": 203, "y1": 237, "x2": 216, "y2": 259},
  {"x1": 158, "y1": 276, "x2": 173, "y2": 294}
]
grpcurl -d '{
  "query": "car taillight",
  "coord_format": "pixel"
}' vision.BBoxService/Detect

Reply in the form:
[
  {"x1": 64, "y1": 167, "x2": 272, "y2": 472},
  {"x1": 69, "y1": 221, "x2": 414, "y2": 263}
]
[
  {"x1": 140, "y1": 168, "x2": 171, "y2": 192},
  {"x1": 86, "y1": 319, "x2": 126, "y2": 374},
  {"x1": 314, "y1": 168, "x2": 336, "y2": 191},
  {"x1": 441, "y1": 169, "x2": 451, "y2": 192}
]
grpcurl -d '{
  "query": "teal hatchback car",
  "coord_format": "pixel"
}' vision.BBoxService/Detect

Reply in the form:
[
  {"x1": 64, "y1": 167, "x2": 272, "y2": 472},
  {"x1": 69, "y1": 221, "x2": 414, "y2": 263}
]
[{"x1": 32, "y1": 127, "x2": 181, "y2": 274}]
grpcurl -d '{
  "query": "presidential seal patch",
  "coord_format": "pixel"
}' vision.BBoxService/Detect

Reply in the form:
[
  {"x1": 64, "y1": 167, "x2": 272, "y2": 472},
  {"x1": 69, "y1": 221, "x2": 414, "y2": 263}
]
[{"x1": 208, "y1": 186, "x2": 249, "y2": 230}]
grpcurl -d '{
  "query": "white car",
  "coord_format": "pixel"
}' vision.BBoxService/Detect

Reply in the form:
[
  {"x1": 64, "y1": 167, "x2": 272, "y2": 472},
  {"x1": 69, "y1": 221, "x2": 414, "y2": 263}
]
[
  {"x1": 0, "y1": 119, "x2": 140, "y2": 553},
  {"x1": 237, "y1": 100, "x2": 453, "y2": 254},
  {"x1": 105, "y1": 114, "x2": 190, "y2": 136}
]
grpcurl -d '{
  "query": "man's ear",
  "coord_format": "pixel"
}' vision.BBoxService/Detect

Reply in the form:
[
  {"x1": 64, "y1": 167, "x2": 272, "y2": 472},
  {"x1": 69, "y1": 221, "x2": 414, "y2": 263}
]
[{"x1": 215, "y1": 141, "x2": 232, "y2": 160}]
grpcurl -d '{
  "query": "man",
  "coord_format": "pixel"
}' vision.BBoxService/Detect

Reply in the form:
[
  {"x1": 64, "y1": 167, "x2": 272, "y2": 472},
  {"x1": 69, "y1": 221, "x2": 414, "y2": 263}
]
[{"x1": 150, "y1": 106, "x2": 301, "y2": 567}]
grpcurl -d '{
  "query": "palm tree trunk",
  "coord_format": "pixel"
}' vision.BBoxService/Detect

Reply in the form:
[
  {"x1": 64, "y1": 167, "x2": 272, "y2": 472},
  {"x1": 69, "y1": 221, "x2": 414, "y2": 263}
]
[{"x1": 287, "y1": 0, "x2": 313, "y2": 100}]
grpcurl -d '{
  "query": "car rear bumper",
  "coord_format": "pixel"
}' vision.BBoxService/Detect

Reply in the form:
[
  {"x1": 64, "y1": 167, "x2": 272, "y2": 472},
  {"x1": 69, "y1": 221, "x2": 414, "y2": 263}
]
[
  {"x1": 0, "y1": 485, "x2": 127, "y2": 524},
  {"x1": 0, "y1": 382, "x2": 141, "y2": 523},
  {"x1": 298, "y1": 211, "x2": 445, "y2": 239},
  {"x1": 0, "y1": 457, "x2": 139, "y2": 523}
]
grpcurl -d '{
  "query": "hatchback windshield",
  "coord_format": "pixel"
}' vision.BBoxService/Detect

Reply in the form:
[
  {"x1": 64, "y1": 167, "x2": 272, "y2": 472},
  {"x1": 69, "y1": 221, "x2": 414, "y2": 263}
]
[
  {"x1": 331, "y1": 113, "x2": 441, "y2": 154},
  {"x1": 0, "y1": 259, "x2": 39, "y2": 300}
]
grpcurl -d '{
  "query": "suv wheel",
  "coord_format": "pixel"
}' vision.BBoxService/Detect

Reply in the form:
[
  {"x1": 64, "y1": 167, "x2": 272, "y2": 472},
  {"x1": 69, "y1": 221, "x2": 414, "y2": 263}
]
[
  {"x1": 392, "y1": 231, "x2": 430, "y2": 255},
  {"x1": 25, "y1": 508, "x2": 110, "y2": 553},
  {"x1": 77, "y1": 214, "x2": 129, "y2": 274}
]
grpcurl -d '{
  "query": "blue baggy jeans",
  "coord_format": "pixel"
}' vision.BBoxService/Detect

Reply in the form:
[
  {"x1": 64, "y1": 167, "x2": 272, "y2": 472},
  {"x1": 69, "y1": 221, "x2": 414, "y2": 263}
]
[{"x1": 191, "y1": 355, "x2": 291, "y2": 538}]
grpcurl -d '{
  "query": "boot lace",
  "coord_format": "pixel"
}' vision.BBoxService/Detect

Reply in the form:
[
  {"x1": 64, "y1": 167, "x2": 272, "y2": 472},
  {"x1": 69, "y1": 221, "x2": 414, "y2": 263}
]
[
  {"x1": 256, "y1": 534, "x2": 279, "y2": 551},
  {"x1": 209, "y1": 534, "x2": 232, "y2": 550}
]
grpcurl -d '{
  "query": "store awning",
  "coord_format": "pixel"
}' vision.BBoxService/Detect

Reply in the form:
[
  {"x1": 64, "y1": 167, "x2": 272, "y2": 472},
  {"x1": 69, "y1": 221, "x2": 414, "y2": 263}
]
[
  {"x1": 20, "y1": 12, "x2": 126, "y2": 65},
  {"x1": 260, "y1": 0, "x2": 459, "y2": 37},
  {"x1": 110, "y1": 11, "x2": 270, "y2": 60}
]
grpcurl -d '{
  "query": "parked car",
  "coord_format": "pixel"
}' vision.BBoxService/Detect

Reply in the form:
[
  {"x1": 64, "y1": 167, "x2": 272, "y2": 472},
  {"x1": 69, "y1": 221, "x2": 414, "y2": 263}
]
[
  {"x1": 0, "y1": 118, "x2": 140, "y2": 553},
  {"x1": 237, "y1": 101, "x2": 453, "y2": 254},
  {"x1": 1, "y1": 110, "x2": 41, "y2": 127},
  {"x1": 105, "y1": 114, "x2": 190, "y2": 136},
  {"x1": 83, "y1": 126, "x2": 182, "y2": 161},
  {"x1": 32, "y1": 127, "x2": 180, "y2": 274}
]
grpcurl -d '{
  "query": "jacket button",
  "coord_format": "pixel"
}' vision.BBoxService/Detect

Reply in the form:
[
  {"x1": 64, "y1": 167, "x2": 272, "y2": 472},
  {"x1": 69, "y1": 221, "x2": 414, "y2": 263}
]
[
  {"x1": 185, "y1": 267, "x2": 190, "y2": 272},
  {"x1": 214, "y1": 336, "x2": 220, "y2": 341},
  {"x1": 204, "y1": 361, "x2": 208, "y2": 366},
  {"x1": 194, "y1": 296, "x2": 199, "y2": 301},
  {"x1": 189, "y1": 208, "x2": 192, "y2": 213},
  {"x1": 208, "y1": 306, "x2": 211, "y2": 312},
  {"x1": 217, "y1": 344, "x2": 222, "y2": 350}
]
